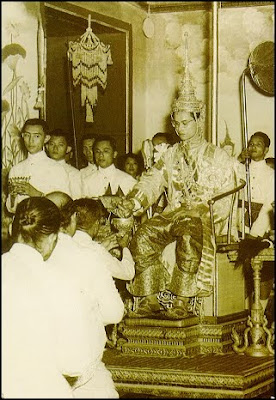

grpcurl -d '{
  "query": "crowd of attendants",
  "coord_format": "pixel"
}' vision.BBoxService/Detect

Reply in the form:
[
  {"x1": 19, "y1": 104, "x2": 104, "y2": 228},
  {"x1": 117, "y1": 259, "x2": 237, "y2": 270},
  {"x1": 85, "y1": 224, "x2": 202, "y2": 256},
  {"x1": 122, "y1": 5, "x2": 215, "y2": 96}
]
[
  {"x1": 1, "y1": 125, "x2": 274, "y2": 254},
  {"x1": 2, "y1": 118, "x2": 274, "y2": 398}
]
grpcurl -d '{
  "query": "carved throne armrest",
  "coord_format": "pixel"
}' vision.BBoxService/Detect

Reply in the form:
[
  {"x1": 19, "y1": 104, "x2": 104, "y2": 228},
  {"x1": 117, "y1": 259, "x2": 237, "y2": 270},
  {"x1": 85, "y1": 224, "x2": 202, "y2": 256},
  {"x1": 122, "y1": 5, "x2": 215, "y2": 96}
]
[{"x1": 208, "y1": 179, "x2": 246, "y2": 252}]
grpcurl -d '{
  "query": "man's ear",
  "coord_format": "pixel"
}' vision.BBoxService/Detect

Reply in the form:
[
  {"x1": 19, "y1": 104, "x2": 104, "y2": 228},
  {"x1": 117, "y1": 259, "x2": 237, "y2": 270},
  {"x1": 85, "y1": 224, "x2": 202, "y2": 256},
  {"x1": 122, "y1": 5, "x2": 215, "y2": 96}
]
[
  {"x1": 48, "y1": 232, "x2": 58, "y2": 247},
  {"x1": 264, "y1": 147, "x2": 269, "y2": 157},
  {"x1": 66, "y1": 146, "x2": 72, "y2": 154},
  {"x1": 44, "y1": 135, "x2": 51, "y2": 144},
  {"x1": 71, "y1": 212, "x2": 77, "y2": 227},
  {"x1": 8, "y1": 221, "x2": 13, "y2": 237},
  {"x1": 114, "y1": 150, "x2": 118, "y2": 159}
]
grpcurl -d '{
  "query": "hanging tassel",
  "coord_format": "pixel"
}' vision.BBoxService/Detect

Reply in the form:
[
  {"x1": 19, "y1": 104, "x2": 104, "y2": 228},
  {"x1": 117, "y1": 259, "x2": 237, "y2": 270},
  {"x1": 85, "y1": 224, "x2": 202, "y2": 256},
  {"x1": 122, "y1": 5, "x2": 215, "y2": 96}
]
[{"x1": 86, "y1": 101, "x2": 94, "y2": 122}]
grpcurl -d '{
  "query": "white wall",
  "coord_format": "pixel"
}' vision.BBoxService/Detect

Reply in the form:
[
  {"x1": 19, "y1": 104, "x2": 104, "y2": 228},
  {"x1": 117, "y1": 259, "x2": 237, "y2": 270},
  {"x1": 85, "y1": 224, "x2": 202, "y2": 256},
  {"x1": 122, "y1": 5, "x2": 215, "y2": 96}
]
[
  {"x1": 2, "y1": 2, "x2": 274, "y2": 159},
  {"x1": 144, "y1": 5, "x2": 274, "y2": 156},
  {"x1": 218, "y1": 6, "x2": 274, "y2": 157}
]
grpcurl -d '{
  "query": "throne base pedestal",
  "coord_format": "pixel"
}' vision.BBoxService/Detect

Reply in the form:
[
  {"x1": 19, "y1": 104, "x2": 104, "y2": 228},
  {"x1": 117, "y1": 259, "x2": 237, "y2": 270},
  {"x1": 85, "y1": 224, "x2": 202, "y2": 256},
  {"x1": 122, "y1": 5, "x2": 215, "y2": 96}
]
[
  {"x1": 116, "y1": 312, "x2": 248, "y2": 357},
  {"x1": 104, "y1": 312, "x2": 274, "y2": 398},
  {"x1": 103, "y1": 349, "x2": 274, "y2": 399}
]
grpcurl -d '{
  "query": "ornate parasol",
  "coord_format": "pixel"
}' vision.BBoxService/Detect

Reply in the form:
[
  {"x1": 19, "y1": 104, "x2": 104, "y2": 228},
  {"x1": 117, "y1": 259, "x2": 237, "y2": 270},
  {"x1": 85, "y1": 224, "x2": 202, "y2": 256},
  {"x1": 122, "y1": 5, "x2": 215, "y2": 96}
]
[
  {"x1": 67, "y1": 15, "x2": 113, "y2": 122},
  {"x1": 240, "y1": 41, "x2": 274, "y2": 228}
]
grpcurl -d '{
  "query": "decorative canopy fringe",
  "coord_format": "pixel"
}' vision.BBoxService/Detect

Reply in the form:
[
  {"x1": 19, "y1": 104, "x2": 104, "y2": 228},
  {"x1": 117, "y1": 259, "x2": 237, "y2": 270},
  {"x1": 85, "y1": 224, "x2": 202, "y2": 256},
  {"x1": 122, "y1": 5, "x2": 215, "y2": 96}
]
[{"x1": 67, "y1": 14, "x2": 113, "y2": 122}]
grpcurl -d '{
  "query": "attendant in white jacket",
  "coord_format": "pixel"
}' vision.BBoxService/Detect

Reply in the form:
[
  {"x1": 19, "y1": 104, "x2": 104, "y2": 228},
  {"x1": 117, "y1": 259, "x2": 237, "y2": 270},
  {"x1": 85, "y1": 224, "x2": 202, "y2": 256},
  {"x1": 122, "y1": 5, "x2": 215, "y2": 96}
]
[
  {"x1": 46, "y1": 129, "x2": 83, "y2": 200},
  {"x1": 237, "y1": 131, "x2": 274, "y2": 313},
  {"x1": 237, "y1": 131, "x2": 274, "y2": 238},
  {"x1": 79, "y1": 133, "x2": 98, "y2": 180},
  {"x1": 82, "y1": 135, "x2": 137, "y2": 198},
  {"x1": 73, "y1": 198, "x2": 135, "y2": 281},
  {"x1": 2, "y1": 197, "x2": 73, "y2": 398},
  {"x1": 6, "y1": 118, "x2": 71, "y2": 213},
  {"x1": 46, "y1": 191, "x2": 124, "y2": 398},
  {"x1": 6, "y1": 119, "x2": 71, "y2": 213}
]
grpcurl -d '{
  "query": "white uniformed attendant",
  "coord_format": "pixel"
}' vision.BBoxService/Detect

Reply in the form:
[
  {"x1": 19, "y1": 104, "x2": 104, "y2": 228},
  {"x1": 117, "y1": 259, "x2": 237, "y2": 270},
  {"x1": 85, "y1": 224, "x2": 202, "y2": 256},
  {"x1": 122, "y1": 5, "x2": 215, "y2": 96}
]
[
  {"x1": 6, "y1": 119, "x2": 71, "y2": 213},
  {"x1": 74, "y1": 229, "x2": 135, "y2": 280},
  {"x1": 45, "y1": 191, "x2": 124, "y2": 398},
  {"x1": 248, "y1": 159, "x2": 274, "y2": 237},
  {"x1": 82, "y1": 135, "x2": 137, "y2": 198},
  {"x1": 46, "y1": 130, "x2": 83, "y2": 200},
  {"x1": 73, "y1": 197, "x2": 135, "y2": 281},
  {"x1": 80, "y1": 161, "x2": 97, "y2": 180},
  {"x1": 238, "y1": 132, "x2": 274, "y2": 238},
  {"x1": 80, "y1": 134, "x2": 98, "y2": 180},
  {"x1": 2, "y1": 197, "x2": 73, "y2": 398}
]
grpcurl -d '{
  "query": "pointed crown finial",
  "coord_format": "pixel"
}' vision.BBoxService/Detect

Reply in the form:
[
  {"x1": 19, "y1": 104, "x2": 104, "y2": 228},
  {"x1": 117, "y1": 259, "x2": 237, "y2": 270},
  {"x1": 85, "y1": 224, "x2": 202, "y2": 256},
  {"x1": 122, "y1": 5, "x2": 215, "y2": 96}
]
[{"x1": 172, "y1": 32, "x2": 204, "y2": 114}]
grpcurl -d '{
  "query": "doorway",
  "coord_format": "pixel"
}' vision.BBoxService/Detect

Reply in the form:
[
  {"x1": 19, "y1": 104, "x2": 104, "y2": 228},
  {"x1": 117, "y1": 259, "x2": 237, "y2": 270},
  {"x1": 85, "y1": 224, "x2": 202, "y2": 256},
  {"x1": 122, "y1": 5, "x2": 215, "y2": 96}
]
[{"x1": 43, "y1": 2, "x2": 132, "y2": 168}]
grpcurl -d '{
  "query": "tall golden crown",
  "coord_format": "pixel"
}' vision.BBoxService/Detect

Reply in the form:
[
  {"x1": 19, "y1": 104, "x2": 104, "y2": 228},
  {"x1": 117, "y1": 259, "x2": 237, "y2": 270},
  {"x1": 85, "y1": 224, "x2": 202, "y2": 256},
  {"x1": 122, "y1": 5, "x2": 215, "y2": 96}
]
[{"x1": 172, "y1": 32, "x2": 204, "y2": 114}]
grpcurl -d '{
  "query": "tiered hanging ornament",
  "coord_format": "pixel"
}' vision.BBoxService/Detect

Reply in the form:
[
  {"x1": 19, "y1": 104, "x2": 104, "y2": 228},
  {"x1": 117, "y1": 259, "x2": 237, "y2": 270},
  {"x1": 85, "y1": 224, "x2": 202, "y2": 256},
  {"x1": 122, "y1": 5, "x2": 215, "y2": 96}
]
[{"x1": 67, "y1": 15, "x2": 113, "y2": 122}]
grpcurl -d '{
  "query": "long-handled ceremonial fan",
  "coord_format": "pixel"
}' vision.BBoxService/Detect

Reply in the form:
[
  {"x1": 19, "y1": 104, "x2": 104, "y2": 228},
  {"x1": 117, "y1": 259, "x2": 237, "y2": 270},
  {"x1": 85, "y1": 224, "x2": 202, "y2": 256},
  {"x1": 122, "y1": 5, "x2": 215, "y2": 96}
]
[{"x1": 240, "y1": 41, "x2": 274, "y2": 228}]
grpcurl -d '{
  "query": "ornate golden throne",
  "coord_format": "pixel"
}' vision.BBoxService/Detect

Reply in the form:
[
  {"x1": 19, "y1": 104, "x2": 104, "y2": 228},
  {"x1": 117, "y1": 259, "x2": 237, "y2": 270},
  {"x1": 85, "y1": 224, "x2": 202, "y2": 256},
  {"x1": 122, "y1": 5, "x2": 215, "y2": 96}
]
[{"x1": 104, "y1": 177, "x2": 249, "y2": 357}]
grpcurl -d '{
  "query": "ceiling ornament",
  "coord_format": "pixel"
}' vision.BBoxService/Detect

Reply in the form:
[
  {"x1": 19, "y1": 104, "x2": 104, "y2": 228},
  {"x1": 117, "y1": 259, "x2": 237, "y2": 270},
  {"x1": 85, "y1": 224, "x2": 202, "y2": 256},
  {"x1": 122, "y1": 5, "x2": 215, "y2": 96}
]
[{"x1": 67, "y1": 15, "x2": 113, "y2": 122}]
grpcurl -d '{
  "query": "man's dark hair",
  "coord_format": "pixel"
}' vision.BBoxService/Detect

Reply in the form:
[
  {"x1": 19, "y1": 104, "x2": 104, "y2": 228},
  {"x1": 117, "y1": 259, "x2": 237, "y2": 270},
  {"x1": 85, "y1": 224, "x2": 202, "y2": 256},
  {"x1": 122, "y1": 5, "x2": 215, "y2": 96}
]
[
  {"x1": 250, "y1": 131, "x2": 270, "y2": 148},
  {"x1": 49, "y1": 128, "x2": 73, "y2": 147},
  {"x1": 22, "y1": 118, "x2": 49, "y2": 136},
  {"x1": 192, "y1": 112, "x2": 201, "y2": 121},
  {"x1": 93, "y1": 135, "x2": 117, "y2": 152},
  {"x1": 81, "y1": 133, "x2": 98, "y2": 144},
  {"x1": 171, "y1": 111, "x2": 201, "y2": 123},
  {"x1": 73, "y1": 198, "x2": 107, "y2": 231},
  {"x1": 152, "y1": 132, "x2": 171, "y2": 145}
]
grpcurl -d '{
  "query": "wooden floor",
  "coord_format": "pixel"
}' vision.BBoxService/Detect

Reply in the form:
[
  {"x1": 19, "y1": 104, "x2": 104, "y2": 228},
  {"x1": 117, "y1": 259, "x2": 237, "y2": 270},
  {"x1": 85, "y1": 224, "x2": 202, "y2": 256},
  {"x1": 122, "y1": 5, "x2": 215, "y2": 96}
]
[{"x1": 103, "y1": 349, "x2": 274, "y2": 398}]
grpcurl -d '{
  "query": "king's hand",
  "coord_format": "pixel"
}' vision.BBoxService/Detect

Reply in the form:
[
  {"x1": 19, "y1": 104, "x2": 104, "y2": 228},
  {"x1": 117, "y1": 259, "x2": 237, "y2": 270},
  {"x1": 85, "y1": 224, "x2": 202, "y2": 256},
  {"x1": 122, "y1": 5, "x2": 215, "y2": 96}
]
[{"x1": 114, "y1": 198, "x2": 135, "y2": 218}]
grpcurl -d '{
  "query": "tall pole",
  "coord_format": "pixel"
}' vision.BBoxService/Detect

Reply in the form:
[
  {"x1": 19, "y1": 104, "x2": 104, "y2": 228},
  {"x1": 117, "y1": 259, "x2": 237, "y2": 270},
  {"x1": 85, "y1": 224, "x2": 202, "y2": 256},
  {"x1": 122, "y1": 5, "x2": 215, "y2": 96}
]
[
  {"x1": 240, "y1": 69, "x2": 252, "y2": 228},
  {"x1": 211, "y1": 1, "x2": 219, "y2": 317},
  {"x1": 36, "y1": 13, "x2": 45, "y2": 119},
  {"x1": 211, "y1": 1, "x2": 219, "y2": 145},
  {"x1": 67, "y1": 51, "x2": 79, "y2": 169}
]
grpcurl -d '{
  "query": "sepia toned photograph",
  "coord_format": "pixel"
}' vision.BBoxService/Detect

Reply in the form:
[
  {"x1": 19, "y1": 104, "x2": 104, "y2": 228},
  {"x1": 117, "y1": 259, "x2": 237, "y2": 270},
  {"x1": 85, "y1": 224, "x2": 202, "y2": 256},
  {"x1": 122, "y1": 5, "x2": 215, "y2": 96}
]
[{"x1": 1, "y1": 1, "x2": 274, "y2": 398}]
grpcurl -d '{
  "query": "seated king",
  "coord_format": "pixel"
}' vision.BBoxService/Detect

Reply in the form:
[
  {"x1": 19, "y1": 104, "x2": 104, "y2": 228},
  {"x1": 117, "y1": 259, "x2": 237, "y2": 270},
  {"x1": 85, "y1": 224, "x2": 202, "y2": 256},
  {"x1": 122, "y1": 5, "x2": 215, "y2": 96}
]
[{"x1": 115, "y1": 38, "x2": 241, "y2": 320}]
